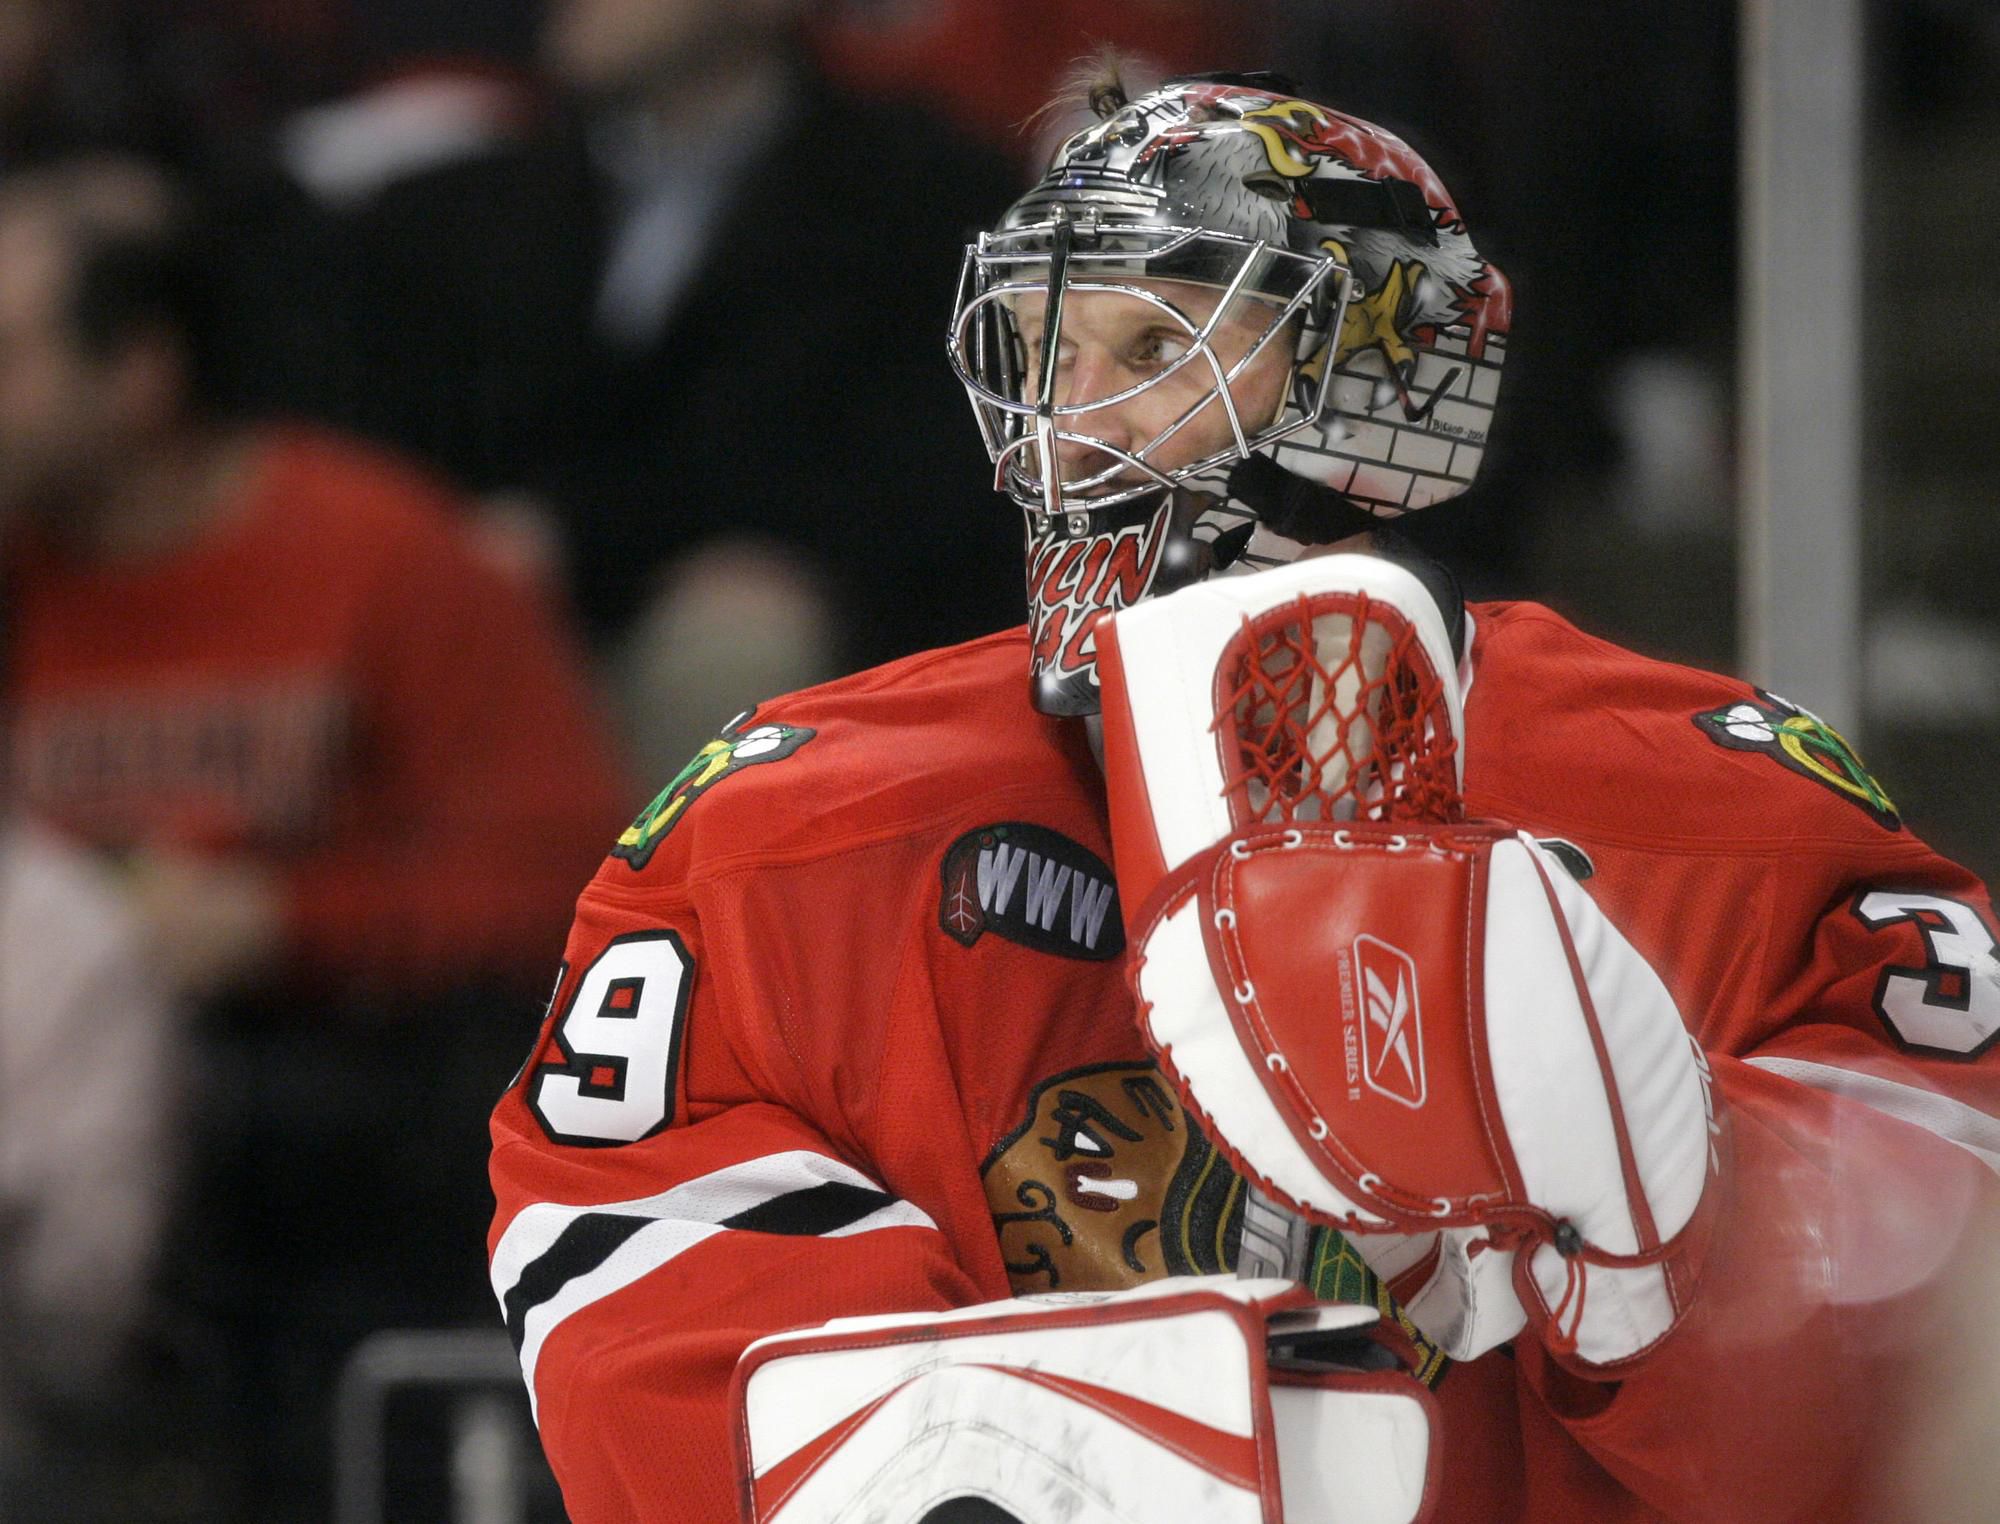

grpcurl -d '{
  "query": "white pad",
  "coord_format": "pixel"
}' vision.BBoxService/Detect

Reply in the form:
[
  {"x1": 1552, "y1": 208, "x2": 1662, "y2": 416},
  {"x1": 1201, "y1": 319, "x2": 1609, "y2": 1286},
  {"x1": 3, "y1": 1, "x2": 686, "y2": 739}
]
[
  {"x1": 1485, "y1": 837, "x2": 1718, "y2": 1364},
  {"x1": 737, "y1": 1278, "x2": 1436, "y2": 1524}
]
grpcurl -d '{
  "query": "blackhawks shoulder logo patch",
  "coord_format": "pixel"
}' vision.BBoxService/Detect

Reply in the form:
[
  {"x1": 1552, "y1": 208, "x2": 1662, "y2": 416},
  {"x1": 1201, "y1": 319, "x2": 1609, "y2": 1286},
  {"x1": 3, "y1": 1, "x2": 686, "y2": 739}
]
[
  {"x1": 1694, "y1": 689, "x2": 1899, "y2": 830},
  {"x1": 612, "y1": 709, "x2": 815, "y2": 870}
]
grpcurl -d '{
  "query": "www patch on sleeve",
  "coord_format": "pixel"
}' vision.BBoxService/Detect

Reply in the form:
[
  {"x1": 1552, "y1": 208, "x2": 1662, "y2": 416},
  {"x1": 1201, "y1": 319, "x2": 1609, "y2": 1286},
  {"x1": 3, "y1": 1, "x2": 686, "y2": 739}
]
[{"x1": 939, "y1": 822, "x2": 1125, "y2": 960}]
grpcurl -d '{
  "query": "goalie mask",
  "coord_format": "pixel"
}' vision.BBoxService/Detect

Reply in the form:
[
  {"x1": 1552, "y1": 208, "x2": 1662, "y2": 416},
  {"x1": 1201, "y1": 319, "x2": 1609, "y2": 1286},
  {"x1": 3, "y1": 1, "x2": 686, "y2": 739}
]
[{"x1": 947, "y1": 71, "x2": 1512, "y2": 714}]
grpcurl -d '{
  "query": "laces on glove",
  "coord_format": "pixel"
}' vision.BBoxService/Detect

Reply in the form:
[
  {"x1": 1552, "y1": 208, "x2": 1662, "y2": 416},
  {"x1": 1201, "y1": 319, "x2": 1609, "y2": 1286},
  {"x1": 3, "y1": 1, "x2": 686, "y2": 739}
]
[{"x1": 1468, "y1": 1208, "x2": 1700, "y2": 1359}]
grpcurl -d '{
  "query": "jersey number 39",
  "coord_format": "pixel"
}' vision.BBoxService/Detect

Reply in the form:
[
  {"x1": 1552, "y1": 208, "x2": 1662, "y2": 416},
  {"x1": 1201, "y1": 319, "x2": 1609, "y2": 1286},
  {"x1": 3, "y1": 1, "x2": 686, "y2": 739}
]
[{"x1": 529, "y1": 932, "x2": 692, "y2": 1145}]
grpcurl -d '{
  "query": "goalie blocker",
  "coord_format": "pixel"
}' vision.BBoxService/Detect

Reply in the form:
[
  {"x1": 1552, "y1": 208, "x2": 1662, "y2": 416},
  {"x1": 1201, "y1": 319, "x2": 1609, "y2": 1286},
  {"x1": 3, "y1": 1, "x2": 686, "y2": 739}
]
[
  {"x1": 1093, "y1": 554, "x2": 1722, "y2": 1372},
  {"x1": 734, "y1": 1277, "x2": 1440, "y2": 1524}
]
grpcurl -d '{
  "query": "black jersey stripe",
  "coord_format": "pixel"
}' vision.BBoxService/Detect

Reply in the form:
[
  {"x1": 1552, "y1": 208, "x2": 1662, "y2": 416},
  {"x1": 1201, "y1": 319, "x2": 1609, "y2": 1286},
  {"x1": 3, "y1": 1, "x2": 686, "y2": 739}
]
[
  {"x1": 720, "y1": 1180, "x2": 896, "y2": 1237},
  {"x1": 503, "y1": 1212, "x2": 650, "y2": 1354},
  {"x1": 503, "y1": 1183, "x2": 899, "y2": 1352}
]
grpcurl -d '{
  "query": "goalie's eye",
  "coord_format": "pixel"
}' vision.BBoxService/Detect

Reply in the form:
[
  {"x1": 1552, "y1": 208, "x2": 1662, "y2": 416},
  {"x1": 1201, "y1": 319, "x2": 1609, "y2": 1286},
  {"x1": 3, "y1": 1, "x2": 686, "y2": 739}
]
[
  {"x1": 1129, "y1": 329, "x2": 1193, "y2": 371},
  {"x1": 1040, "y1": 1089, "x2": 1142, "y2": 1162}
]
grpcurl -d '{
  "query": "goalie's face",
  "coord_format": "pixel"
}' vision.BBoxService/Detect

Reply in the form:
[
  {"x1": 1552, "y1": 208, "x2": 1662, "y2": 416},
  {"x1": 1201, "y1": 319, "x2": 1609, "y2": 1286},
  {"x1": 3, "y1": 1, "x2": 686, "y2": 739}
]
[
  {"x1": 1008, "y1": 279, "x2": 1298, "y2": 499},
  {"x1": 996, "y1": 278, "x2": 1306, "y2": 715}
]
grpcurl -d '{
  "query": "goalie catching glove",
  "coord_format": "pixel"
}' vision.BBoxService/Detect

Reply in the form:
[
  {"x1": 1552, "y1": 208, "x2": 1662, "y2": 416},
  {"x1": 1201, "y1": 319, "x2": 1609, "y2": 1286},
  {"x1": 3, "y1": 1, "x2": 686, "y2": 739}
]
[
  {"x1": 734, "y1": 1276, "x2": 1439, "y2": 1524},
  {"x1": 1093, "y1": 553, "x2": 1722, "y2": 1372}
]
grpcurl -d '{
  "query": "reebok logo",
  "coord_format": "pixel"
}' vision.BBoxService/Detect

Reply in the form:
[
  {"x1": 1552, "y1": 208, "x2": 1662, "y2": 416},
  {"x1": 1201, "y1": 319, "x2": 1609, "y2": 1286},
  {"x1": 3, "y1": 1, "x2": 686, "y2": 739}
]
[
  {"x1": 1355, "y1": 935, "x2": 1426, "y2": 1109},
  {"x1": 939, "y1": 823, "x2": 1124, "y2": 961}
]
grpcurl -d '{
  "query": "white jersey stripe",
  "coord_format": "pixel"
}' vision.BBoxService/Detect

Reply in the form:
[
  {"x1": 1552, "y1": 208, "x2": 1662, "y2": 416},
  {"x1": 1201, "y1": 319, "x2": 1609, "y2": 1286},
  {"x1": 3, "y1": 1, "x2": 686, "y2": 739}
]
[
  {"x1": 1746, "y1": 1056, "x2": 2000, "y2": 1173},
  {"x1": 491, "y1": 1150, "x2": 937, "y2": 1421},
  {"x1": 517, "y1": 1217, "x2": 721, "y2": 1423},
  {"x1": 491, "y1": 1150, "x2": 912, "y2": 1307}
]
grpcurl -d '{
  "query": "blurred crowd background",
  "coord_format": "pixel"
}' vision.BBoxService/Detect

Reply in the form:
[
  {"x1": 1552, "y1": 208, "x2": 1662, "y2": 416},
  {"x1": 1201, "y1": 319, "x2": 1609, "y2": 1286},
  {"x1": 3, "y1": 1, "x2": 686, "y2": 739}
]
[{"x1": 0, "y1": 0, "x2": 1995, "y2": 1519}]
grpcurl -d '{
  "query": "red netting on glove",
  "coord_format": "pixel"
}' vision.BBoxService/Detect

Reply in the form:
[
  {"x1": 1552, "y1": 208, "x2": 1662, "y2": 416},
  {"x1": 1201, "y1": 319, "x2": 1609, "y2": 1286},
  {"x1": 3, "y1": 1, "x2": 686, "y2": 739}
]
[{"x1": 1212, "y1": 591, "x2": 1461, "y2": 827}]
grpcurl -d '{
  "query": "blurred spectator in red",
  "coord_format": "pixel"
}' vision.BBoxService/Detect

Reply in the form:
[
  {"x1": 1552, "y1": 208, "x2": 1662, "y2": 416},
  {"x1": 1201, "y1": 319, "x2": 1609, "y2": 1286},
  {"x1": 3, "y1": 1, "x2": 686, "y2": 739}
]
[
  {"x1": 0, "y1": 157, "x2": 626, "y2": 1004},
  {"x1": 0, "y1": 153, "x2": 630, "y2": 1518},
  {"x1": 270, "y1": 0, "x2": 1023, "y2": 734},
  {"x1": 811, "y1": 0, "x2": 1250, "y2": 161}
]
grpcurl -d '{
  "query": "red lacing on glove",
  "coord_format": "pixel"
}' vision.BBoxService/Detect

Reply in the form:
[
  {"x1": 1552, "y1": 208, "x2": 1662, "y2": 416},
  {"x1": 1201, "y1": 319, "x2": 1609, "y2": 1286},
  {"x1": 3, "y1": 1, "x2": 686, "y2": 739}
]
[{"x1": 1469, "y1": 1210, "x2": 1694, "y2": 1361}]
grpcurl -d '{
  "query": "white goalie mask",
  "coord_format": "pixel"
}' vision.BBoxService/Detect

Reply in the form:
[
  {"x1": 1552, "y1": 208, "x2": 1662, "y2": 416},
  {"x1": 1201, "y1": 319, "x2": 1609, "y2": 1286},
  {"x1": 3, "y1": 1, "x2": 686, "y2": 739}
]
[{"x1": 947, "y1": 71, "x2": 1511, "y2": 714}]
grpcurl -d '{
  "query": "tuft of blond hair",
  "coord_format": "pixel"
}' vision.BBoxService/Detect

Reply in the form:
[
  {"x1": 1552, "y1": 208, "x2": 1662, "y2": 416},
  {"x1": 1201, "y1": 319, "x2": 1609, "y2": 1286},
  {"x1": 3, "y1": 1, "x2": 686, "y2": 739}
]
[{"x1": 1019, "y1": 46, "x2": 1167, "y2": 149}]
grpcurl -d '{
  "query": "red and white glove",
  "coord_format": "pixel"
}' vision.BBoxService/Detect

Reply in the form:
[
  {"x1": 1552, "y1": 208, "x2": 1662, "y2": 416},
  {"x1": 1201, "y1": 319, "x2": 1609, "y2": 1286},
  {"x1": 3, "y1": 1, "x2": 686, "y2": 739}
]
[
  {"x1": 1095, "y1": 554, "x2": 1722, "y2": 1372},
  {"x1": 734, "y1": 1277, "x2": 1440, "y2": 1524}
]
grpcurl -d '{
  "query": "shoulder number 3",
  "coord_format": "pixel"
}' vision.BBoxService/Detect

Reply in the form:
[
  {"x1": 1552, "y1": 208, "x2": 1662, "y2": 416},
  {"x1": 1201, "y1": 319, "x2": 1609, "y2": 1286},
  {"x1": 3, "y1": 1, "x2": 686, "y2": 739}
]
[
  {"x1": 1852, "y1": 890, "x2": 2000, "y2": 1059},
  {"x1": 530, "y1": 931, "x2": 693, "y2": 1145}
]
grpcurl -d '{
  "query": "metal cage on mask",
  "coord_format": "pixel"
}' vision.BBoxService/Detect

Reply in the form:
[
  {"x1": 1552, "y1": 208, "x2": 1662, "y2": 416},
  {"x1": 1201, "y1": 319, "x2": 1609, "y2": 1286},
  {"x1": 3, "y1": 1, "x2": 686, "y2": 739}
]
[
  {"x1": 948, "y1": 211, "x2": 1359, "y2": 714},
  {"x1": 948, "y1": 211, "x2": 1353, "y2": 525}
]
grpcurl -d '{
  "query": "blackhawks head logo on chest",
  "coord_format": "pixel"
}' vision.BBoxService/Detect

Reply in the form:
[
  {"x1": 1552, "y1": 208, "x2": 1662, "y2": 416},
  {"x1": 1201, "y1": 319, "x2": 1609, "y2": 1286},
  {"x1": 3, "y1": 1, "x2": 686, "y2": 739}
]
[{"x1": 981, "y1": 1058, "x2": 1451, "y2": 1388}]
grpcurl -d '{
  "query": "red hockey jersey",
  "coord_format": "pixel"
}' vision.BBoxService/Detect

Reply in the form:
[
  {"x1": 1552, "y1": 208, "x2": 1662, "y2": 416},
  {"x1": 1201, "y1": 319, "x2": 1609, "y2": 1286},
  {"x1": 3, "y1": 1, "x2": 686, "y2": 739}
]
[{"x1": 489, "y1": 602, "x2": 2000, "y2": 1523}]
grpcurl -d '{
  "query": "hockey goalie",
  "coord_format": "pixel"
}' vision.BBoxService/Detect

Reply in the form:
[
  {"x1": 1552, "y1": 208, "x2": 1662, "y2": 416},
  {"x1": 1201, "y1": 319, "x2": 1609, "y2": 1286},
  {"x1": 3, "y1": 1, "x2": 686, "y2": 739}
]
[{"x1": 489, "y1": 69, "x2": 2000, "y2": 1523}]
